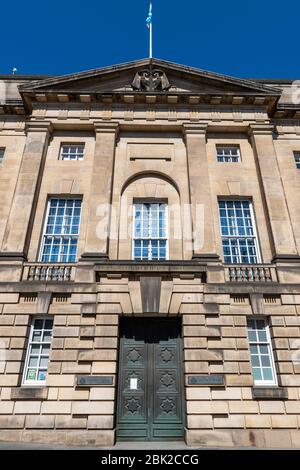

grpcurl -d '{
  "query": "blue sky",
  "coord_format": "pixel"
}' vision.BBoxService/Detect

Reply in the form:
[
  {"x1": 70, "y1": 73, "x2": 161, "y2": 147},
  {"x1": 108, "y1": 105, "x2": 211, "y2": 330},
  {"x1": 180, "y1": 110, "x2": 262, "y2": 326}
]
[{"x1": 1, "y1": 0, "x2": 299, "y2": 78}]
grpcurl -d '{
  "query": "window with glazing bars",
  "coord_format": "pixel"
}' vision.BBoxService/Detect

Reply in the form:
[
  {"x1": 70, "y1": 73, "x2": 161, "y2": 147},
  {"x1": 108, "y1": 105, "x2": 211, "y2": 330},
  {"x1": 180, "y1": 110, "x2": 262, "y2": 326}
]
[
  {"x1": 219, "y1": 200, "x2": 260, "y2": 264},
  {"x1": 60, "y1": 144, "x2": 84, "y2": 161},
  {"x1": 294, "y1": 152, "x2": 300, "y2": 169},
  {"x1": 133, "y1": 203, "x2": 168, "y2": 260},
  {"x1": 0, "y1": 148, "x2": 5, "y2": 163},
  {"x1": 247, "y1": 318, "x2": 277, "y2": 386},
  {"x1": 22, "y1": 317, "x2": 53, "y2": 386},
  {"x1": 216, "y1": 146, "x2": 240, "y2": 162},
  {"x1": 39, "y1": 198, "x2": 82, "y2": 262}
]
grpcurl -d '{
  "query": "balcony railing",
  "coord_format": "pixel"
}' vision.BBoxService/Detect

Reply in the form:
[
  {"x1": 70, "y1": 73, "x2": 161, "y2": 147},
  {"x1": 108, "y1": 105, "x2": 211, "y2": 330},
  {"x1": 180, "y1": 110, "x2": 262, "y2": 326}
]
[
  {"x1": 21, "y1": 262, "x2": 277, "y2": 283},
  {"x1": 23, "y1": 263, "x2": 76, "y2": 282},
  {"x1": 225, "y1": 265, "x2": 277, "y2": 283}
]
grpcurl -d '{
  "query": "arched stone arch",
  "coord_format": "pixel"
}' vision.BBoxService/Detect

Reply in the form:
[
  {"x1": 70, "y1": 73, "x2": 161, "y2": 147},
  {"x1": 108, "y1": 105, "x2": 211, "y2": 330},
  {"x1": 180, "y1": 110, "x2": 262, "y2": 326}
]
[{"x1": 121, "y1": 171, "x2": 180, "y2": 197}]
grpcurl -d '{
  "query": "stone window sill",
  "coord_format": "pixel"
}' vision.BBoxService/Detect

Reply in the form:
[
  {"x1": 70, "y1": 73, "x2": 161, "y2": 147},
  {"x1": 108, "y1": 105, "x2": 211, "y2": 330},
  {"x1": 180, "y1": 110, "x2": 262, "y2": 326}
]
[
  {"x1": 252, "y1": 386, "x2": 288, "y2": 400},
  {"x1": 10, "y1": 387, "x2": 48, "y2": 400}
]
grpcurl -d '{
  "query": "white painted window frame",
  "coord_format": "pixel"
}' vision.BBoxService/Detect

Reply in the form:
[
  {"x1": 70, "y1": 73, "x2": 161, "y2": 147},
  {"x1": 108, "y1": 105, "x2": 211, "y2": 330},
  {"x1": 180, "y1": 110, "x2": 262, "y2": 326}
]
[
  {"x1": 219, "y1": 199, "x2": 262, "y2": 264},
  {"x1": 216, "y1": 145, "x2": 241, "y2": 163},
  {"x1": 38, "y1": 198, "x2": 82, "y2": 263},
  {"x1": 247, "y1": 317, "x2": 278, "y2": 387},
  {"x1": 132, "y1": 202, "x2": 169, "y2": 261},
  {"x1": 22, "y1": 316, "x2": 53, "y2": 387},
  {"x1": 59, "y1": 143, "x2": 85, "y2": 161}
]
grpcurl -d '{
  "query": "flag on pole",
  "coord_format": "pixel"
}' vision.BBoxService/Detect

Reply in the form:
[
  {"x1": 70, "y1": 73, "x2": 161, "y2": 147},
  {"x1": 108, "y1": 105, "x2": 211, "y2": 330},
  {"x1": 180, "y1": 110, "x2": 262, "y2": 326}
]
[{"x1": 146, "y1": 2, "x2": 152, "y2": 29}]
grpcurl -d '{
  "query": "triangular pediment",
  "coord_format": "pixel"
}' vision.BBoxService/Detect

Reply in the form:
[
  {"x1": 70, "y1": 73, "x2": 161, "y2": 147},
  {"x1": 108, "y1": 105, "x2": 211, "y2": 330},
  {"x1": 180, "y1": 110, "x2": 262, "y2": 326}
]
[{"x1": 19, "y1": 58, "x2": 280, "y2": 97}]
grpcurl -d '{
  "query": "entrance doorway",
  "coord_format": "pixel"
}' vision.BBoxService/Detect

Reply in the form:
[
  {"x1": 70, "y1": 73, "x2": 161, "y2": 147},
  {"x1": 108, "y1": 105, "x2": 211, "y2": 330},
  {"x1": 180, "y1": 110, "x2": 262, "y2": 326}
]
[{"x1": 116, "y1": 318, "x2": 185, "y2": 441}]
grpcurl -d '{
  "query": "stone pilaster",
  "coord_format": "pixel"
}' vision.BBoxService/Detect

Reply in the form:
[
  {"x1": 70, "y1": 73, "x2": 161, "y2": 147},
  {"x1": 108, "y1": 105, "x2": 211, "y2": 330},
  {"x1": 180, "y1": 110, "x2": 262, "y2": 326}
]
[
  {"x1": 183, "y1": 123, "x2": 219, "y2": 261},
  {"x1": 0, "y1": 121, "x2": 52, "y2": 260},
  {"x1": 80, "y1": 122, "x2": 119, "y2": 261},
  {"x1": 249, "y1": 123, "x2": 299, "y2": 262}
]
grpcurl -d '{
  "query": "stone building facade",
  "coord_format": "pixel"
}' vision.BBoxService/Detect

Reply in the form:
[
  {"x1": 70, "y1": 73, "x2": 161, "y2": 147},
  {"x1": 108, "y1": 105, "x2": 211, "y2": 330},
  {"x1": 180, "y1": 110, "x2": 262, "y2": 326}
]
[{"x1": 0, "y1": 58, "x2": 300, "y2": 447}]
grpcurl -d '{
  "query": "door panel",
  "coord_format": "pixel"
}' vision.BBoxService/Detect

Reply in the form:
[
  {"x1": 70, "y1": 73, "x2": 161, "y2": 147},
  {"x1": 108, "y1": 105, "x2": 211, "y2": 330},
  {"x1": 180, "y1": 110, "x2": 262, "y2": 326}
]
[
  {"x1": 117, "y1": 341, "x2": 148, "y2": 439},
  {"x1": 116, "y1": 318, "x2": 185, "y2": 441}
]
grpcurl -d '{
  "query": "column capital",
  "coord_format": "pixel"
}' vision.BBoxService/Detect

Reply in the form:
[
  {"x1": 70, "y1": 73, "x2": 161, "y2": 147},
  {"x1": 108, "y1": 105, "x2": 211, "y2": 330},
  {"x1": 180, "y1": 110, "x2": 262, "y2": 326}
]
[
  {"x1": 248, "y1": 123, "x2": 275, "y2": 137},
  {"x1": 25, "y1": 120, "x2": 53, "y2": 134},
  {"x1": 93, "y1": 121, "x2": 119, "y2": 135},
  {"x1": 183, "y1": 122, "x2": 208, "y2": 137}
]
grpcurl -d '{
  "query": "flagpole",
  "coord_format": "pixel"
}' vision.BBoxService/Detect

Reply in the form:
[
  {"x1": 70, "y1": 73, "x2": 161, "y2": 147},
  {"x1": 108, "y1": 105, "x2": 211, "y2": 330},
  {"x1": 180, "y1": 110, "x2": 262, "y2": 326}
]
[
  {"x1": 146, "y1": 1, "x2": 153, "y2": 59},
  {"x1": 149, "y1": 19, "x2": 152, "y2": 59}
]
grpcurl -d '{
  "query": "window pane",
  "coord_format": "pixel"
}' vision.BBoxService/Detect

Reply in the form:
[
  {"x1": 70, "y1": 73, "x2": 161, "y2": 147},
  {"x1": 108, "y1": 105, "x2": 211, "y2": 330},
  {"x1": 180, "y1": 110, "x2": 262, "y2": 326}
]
[
  {"x1": 219, "y1": 200, "x2": 259, "y2": 263},
  {"x1": 41, "y1": 345, "x2": 50, "y2": 355},
  {"x1": 30, "y1": 344, "x2": 40, "y2": 355},
  {"x1": 23, "y1": 317, "x2": 53, "y2": 385},
  {"x1": 142, "y1": 243, "x2": 149, "y2": 259},
  {"x1": 160, "y1": 246, "x2": 166, "y2": 259},
  {"x1": 37, "y1": 370, "x2": 47, "y2": 381},
  {"x1": 133, "y1": 203, "x2": 167, "y2": 260},
  {"x1": 32, "y1": 331, "x2": 42, "y2": 342},
  {"x1": 216, "y1": 146, "x2": 240, "y2": 162},
  {"x1": 259, "y1": 345, "x2": 269, "y2": 355},
  {"x1": 248, "y1": 331, "x2": 257, "y2": 342},
  {"x1": 28, "y1": 357, "x2": 38, "y2": 367},
  {"x1": 39, "y1": 357, "x2": 49, "y2": 368},
  {"x1": 251, "y1": 355, "x2": 260, "y2": 367},
  {"x1": 26, "y1": 369, "x2": 37, "y2": 381},
  {"x1": 34, "y1": 319, "x2": 43, "y2": 329},
  {"x1": 261, "y1": 355, "x2": 271, "y2": 367},
  {"x1": 43, "y1": 331, "x2": 52, "y2": 342},
  {"x1": 262, "y1": 368, "x2": 273, "y2": 381},
  {"x1": 44, "y1": 319, "x2": 53, "y2": 329},
  {"x1": 257, "y1": 330, "x2": 267, "y2": 342},
  {"x1": 247, "y1": 319, "x2": 276, "y2": 385},
  {"x1": 152, "y1": 246, "x2": 158, "y2": 259},
  {"x1": 252, "y1": 368, "x2": 262, "y2": 381},
  {"x1": 40, "y1": 199, "x2": 82, "y2": 262},
  {"x1": 60, "y1": 144, "x2": 85, "y2": 161}
]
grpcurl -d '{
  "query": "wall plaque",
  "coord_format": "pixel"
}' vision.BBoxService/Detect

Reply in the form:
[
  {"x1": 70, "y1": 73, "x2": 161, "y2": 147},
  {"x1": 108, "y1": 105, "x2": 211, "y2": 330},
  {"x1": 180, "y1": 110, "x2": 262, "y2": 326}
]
[
  {"x1": 188, "y1": 375, "x2": 225, "y2": 386},
  {"x1": 76, "y1": 375, "x2": 113, "y2": 387},
  {"x1": 128, "y1": 143, "x2": 174, "y2": 161}
]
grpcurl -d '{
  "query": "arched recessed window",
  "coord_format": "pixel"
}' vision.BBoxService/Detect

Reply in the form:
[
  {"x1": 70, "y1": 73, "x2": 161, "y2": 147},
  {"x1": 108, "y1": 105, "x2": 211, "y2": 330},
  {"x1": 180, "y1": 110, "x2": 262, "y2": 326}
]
[{"x1": 133, "y1": 202, "x2": 168, "y2": 261}]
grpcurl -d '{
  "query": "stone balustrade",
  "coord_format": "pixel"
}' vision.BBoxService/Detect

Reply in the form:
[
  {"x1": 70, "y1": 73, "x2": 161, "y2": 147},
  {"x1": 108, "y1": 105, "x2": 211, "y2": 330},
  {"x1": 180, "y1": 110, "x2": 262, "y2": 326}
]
[
  {"x1": 226, "y1": 264, "x2": 277, "y2": 283},
  {"x1": 23, "y1": 263, "x2": 75, "y2": 282}
]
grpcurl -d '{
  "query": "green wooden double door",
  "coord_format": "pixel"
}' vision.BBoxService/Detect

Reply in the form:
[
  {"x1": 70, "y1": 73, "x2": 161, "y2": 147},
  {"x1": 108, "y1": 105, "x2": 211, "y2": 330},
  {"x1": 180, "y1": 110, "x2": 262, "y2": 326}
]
[{"x1": 116, "y1": 318, "x2": 185, "y2": 441}]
